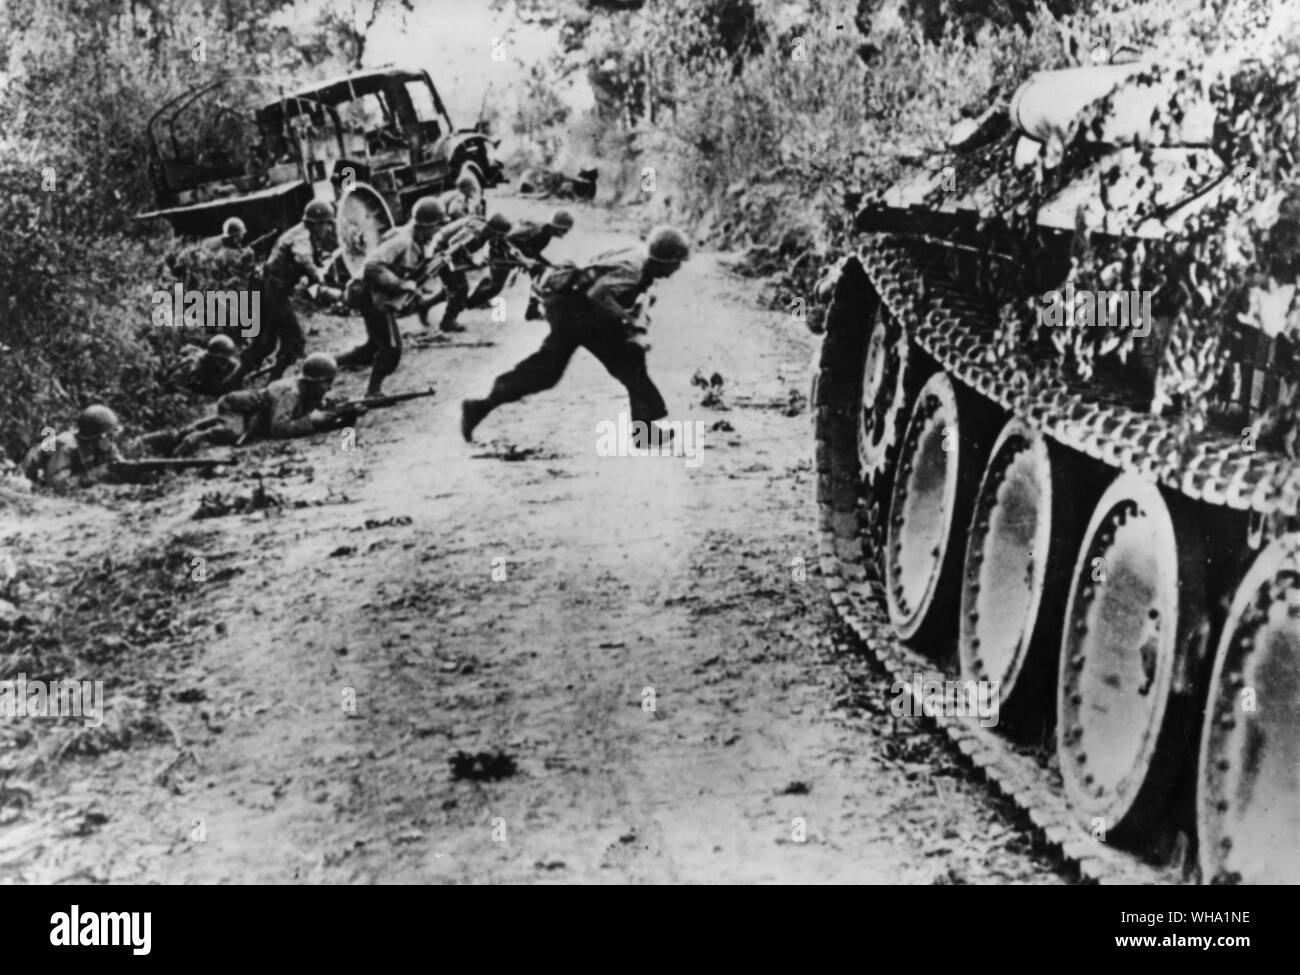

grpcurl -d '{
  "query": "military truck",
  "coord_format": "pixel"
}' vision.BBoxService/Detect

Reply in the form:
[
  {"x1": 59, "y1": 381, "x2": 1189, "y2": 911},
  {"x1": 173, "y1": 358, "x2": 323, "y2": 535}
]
[
  {"x1": 812, "y1": 55, "x2": 1300, "y2": 883},
  {"x1": 136, "y1": 66, "x2": 504, "y2": 273}
]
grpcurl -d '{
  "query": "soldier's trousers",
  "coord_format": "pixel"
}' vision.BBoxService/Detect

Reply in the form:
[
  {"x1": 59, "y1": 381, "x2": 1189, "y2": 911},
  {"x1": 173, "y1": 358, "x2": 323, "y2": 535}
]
[
  {"x1": 338, "y1": 289, "x2": 402, "y2": 396},
  {"x1": 439, "y1": 267, "x2": 469, "y2": 329},
  {"x1": 240, "y1": 285, "x2": 304, "y2": 379},
  {"x1": 467, "y1": 262, "x2": 512, "y2": 309},
  {"x1": 143, "y1": 406, "x2": 249, "y2": 457},
  {"x1": 485, "y1": 303, "x2": 667, "y2": 423}
]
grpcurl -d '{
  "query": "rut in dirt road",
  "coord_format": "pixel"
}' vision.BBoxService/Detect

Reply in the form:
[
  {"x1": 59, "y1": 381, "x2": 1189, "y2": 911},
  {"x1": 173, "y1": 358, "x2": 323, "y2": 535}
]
[{"x1": 0, "y1": 202, "x2": 1062, "y2": 883}]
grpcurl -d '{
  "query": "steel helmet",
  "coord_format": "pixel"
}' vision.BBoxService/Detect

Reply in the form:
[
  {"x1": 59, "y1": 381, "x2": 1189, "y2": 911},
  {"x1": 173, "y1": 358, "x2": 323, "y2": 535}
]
[
  {"x1": 301, "y1": 353, "x2": 339, "y2": 382},
  {"x1": 303, "y1": 200, "x2": 336, "y2": 224},
  {"x1": 456, "y1": 171, "x2": 480, "y2": 195},
  {"x1": 647, "y1": 226, "x2": 690, "y2": 265},
  {"x1": 485, "y1": 213, "x2": 512, "y2": 237},
  {"x1": 413, "y1": 197, "x2": 447, "y2": 227},
  {"x1": 207, "y1": 334, "x2": 237, "y2": 355},
  {"x1": 222, "y1": 217, "x2": 247, "y2": 238},
  {"x1": 548, "y1": 210, "x2": 574, "y2": 232},
  {"x1": 77, "y1": 405, "x2": 121, "y2": 438}
]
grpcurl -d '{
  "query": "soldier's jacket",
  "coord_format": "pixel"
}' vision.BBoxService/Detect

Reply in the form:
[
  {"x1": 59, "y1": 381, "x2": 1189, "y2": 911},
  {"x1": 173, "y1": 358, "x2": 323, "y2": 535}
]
[
  {"x1": 22, "y1": 431, "x2": 122, "y2": 488},
  {"x1": 541, "y1": 248, "x2": 651, "y2": 331},
  {"x1": 184, "y1": 352, "x2": 242, "y2": 397},
  {"x1": 216, "y1": 378, "x2": 321, "y2": 439},
  {"x1": 263, "y1": 223, "x2": 324, "y2": 294},
  {"x1": 362, "y1": 225, "x2": 431, "y2": 299},
  {"x1": 503, "y1": 221, "x2": 559, "y2": 261},
  {"x1": 430, "y1": 216, "x2": 496, "y2": 264},
  {"x1": 437, "y1": 189, "x2": 483, "y2": 221}
]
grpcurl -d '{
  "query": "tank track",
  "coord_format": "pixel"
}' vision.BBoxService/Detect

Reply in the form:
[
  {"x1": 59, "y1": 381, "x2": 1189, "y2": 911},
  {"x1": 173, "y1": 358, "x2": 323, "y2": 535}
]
[
  {"x1": 807, "y1": 232, "x2": 1272, "y2": 884},
  {"x1": 858, "y1": 235, "x2": 1300, "y2": 517}
]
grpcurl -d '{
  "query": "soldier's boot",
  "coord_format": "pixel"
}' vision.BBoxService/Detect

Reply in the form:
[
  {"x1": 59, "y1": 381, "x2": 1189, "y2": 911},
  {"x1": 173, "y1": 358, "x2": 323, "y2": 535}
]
[
  {"x1": 416, "y1": 293, "x2": 444, "y2": 328},
  {"x1": 460, "y1": 398, "x2": 493, "y2": 442},
  {"x1": 630, "y1": 423, "x2": 675, "y2": 452},
  {"x1": 440, "y1": 287, "x2": 468, "y2": 333}
]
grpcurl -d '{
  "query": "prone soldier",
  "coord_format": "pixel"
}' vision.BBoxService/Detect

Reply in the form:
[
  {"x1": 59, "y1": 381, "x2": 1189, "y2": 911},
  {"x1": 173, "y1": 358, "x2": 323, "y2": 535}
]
[
  {"x1": 170, "y1": 334, "x2": 243, "y2": 397},
  {"x1": 142, "y1": 353, "x2": 351, "y2": 456},
  {"x1": 467, "y1": 209, "x2": 574, "y2": 316},
  {"x1": 239, "y1": 200, "x2": 336, "y2": 382},
  {"x1": 460, "y1": 226, "x2": 690, "y2": 444},
  {"x1": 22, "y1": 405, "x2": 125, "y2": 490}
]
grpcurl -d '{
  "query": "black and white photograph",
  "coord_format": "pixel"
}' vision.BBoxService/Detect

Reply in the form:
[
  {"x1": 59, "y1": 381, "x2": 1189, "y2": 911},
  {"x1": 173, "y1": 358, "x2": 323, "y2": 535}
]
[{"x1": 0, "y1": 0, "x2": 1289, "y2": 914}]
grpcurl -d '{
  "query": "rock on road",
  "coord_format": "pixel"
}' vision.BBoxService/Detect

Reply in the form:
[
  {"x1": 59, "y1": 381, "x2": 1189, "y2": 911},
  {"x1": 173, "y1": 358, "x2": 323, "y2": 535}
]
[{"x1": 0, "y1": 199, "x2": 1061, "y2": 884}]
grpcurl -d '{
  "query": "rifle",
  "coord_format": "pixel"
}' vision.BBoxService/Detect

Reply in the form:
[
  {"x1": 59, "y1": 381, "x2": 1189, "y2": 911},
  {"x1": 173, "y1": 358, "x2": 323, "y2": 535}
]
[
  {"x1": 109, "y1": 456, "x2": 236, "y2": 482},
  {"x1": 246, "y1": 228, "x2": 278, "y2": 254},
  {"x1": 326, "y1": 387, "x2": 437, "y2": 416},
  {"x1": 376, "y1": 255, "x2": 477, "y2": 315}
]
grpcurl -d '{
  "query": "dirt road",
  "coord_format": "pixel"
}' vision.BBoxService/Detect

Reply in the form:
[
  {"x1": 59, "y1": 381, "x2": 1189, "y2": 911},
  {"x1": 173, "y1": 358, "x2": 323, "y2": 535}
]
[{"x1": 0, "y1": 199, "x2": 1062, "y2": 883}]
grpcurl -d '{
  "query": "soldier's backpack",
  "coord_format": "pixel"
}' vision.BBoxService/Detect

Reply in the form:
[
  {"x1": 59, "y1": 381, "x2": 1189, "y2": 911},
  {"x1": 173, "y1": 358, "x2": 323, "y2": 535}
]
[{"x1": 535, "y1": 248, "x2": 639, "y2": 301}]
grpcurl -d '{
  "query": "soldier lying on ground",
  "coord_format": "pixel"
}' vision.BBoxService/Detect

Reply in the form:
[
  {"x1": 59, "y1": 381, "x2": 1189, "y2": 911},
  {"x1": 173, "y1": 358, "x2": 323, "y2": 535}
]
[
  {"x1": 467, "y1": 209, "x2": 574, "y2": 317},
  {"x1": 22, "y1": 405, "x2": 125, "y2": 490},
  {"x1": 460, "y1": 226, "x2": 689, "y2": 445},
  {"x1": 168, "y1": 334, "x2": 243, "y2": 397},
  {"x1": 141, "y1": 353, "x2": 354, "y2": 457}
]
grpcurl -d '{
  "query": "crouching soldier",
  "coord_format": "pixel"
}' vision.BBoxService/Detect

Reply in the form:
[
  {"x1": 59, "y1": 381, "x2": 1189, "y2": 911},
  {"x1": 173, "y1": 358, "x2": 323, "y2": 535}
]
[
  {"x1": 468, "y1": 209, "x2": 574, "y2": 316},
  {"x1": 22, "y1": 405, "x2": 124, "y2": 490},
  {"x1": 143, "y1": 354, "x2": 349, "y2": 456},
  {"x1": 336, "y1": 196, "x2": 447, "y2": 396},
  {"x1": 240, "y1": 200, "x2": 336, "y2": 381},
  {"x1": 170, "y1": 334, "x2": 243, "y2": 397},
  {"x1": 460, "y1": 226, "x2": 689, "y2": 444},
  {"x1": 438, "y1": 171, "x2": 485, "y2": 221},
  {"x1": 203, "y1": 217, "x2": 247, "y2": 252},
  {"x1": 427, "y1": 211, "x2": 513, "y2": 333}
]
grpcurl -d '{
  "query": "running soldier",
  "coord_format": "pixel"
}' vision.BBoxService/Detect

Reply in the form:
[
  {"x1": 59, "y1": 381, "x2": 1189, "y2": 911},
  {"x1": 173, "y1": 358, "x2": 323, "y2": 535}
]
[
  {"x1": 22, "y1": 405, "x2": 124, "y2": 490},
  {"x1": 240, "y1": 200, "x2": 336, "y2": 381},
  {"x1": 459, "y1": 226, "x2": 689, "y2": 444},
  {"x1": 467, "y1": 209, "x2": 574, "y2": 316},
  {"x1": 427, "y1": 211, "x2": 513, "y2": 333},
  {"x1": 142, "y1": 353, "x2": 350, "y2": 456},
  {"x1": 336, "y1": 196, "x2": 446, "y2": 395}
]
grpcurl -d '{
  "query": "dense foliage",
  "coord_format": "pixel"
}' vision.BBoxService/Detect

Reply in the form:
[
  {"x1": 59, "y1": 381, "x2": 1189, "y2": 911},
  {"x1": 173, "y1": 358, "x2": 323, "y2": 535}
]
[{"x1": 0, "y1": 0, "x2": 405, "y2": 462}]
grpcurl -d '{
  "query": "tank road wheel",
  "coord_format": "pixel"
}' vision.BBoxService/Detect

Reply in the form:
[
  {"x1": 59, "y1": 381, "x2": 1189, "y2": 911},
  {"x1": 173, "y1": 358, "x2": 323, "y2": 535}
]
[
  {"x1": 858, "y1": 303, "x2": 916, "y2": 493},
  {"x1": 885, "y1": 373, "x2": 991, "y2": 647},
  {"x1": 337, "y1": 186, "x2": 394, "y2": 278},
  {"x1": 1056, "y1": 474, "x2": 1205, "y2": 838},
  {"x1": 959, "y1": 420, "x2": 1079, "y2": 730},
  {"x1": 1197, "y1": 535, "x2": 1300, "y2": 884}
]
